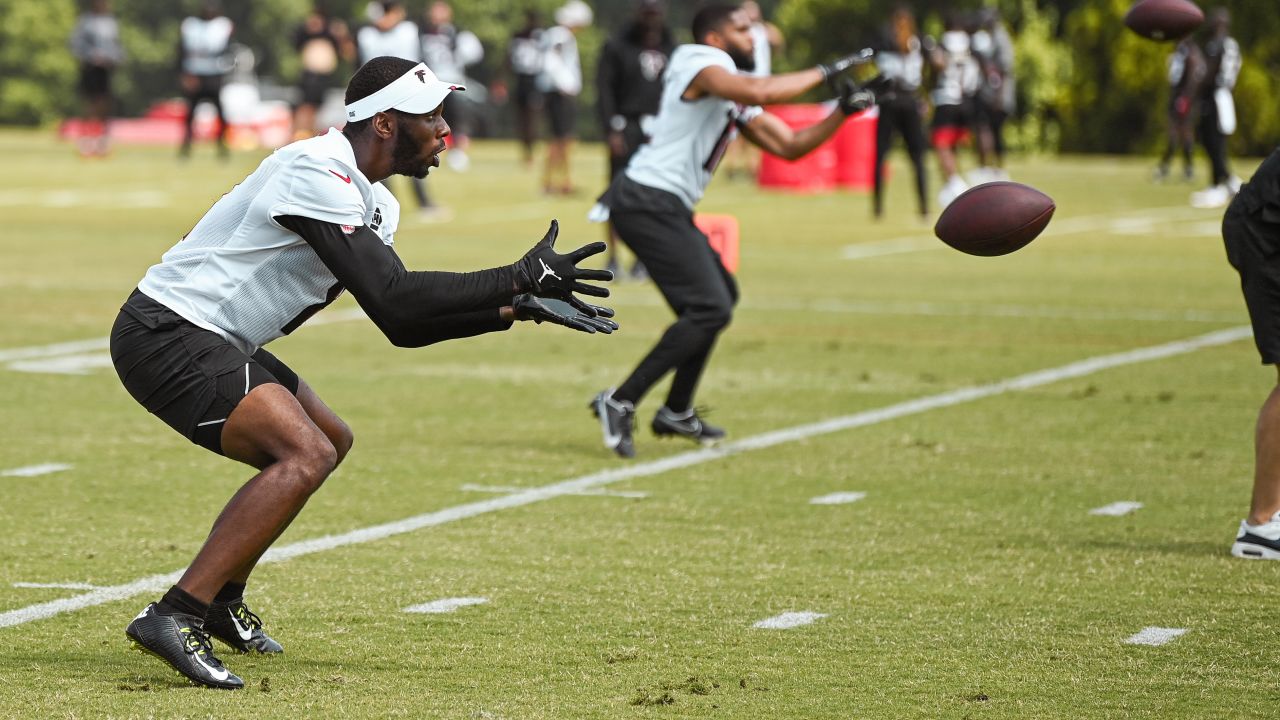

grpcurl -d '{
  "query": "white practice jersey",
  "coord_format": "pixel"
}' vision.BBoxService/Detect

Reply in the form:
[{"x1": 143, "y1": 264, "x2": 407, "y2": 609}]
[
  {"x1": 537, "y1": 25, "x2": 582, "y2": 95},
  {"x1": 137, "y1": 128, "x2": 399, "y2": 355},
  {"x1": 180, "y1": 16, "x2": 233, "y2": 76},
  {"x1": 625, "y1": 44, "x2": 763, "y2": 209},
  {"x1": 357, "y1": 21, "x2": 421, "y2": 64}
]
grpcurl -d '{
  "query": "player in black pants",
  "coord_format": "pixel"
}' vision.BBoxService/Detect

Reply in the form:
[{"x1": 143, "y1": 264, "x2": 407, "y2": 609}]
[
  {"x1": 596, "y1": 0, "x2": 673, "y2": 278},
  {"x1": 871, "y1": 6, "x2": 928, "y2": 219},
  {"x1": 1223, "y1": 148, "x2": 1280, "y2": 559},
  {"x1": 589, "y1": 5, "x2": 879, "y2": 458}
]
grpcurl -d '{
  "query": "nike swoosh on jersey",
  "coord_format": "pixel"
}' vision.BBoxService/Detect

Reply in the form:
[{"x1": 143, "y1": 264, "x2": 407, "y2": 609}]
[{"x1": 329, "y1": 169, "x2": 352, "y2": 183}]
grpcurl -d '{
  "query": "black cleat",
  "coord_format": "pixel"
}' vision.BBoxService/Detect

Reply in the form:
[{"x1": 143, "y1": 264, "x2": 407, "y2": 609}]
[
  {"x1": 652, "y1": 406, "x2": 726, "y2": 445},
  {"x1": 125, "y1": 603, "x2": 244, "y2": 689},
  {"x1": 591, "y1": 389, "x2": 636, "y2": 458},
  {"x1": 205, "y1": 598, "x2": 283, "y2": 654}
]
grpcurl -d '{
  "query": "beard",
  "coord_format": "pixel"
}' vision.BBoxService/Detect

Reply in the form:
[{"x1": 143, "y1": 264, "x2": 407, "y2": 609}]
[
  {"x1": 727, "y1": 45, "x2": 755, "y2": 72},
  {"x1": 390, "y1": 121, "x2": 433, "y2": 178}
]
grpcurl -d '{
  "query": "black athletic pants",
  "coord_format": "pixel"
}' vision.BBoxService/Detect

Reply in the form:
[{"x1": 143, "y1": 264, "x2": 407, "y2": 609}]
[
  {"x1": 182, "y1": 74, "x2": 227, "y2": 152},
  {"x1": 608, "y1": 178, "x2": 738, "y2": 413},
  {"x1": 1199, "y1": 100, "x2": 1231, "y2": 187},
  {"x1": 874, "y1": 95, "x2": 929, "y2": 217}
]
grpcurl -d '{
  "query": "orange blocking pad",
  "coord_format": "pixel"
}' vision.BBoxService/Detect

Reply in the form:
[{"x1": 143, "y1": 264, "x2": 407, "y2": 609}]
[{"x1": 695, "y1": 213, "x2": 740, "y2": 273}]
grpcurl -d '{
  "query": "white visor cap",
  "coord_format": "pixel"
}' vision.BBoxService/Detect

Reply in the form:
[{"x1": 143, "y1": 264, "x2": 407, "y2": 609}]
[{"x1": 345, "y1": 61, "x2": 465, "y2": 122}]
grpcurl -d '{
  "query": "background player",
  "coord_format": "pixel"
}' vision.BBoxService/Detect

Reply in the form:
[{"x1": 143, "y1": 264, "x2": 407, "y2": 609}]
[
  {"x1": 1190, "y1": 7, "x2": 1242, "y2": 209},
  {"x1": 112, "y1": 56, "x2": 615, "y2": 689},
  {"x1": 68, "y1": 0, "x2": 124, "y2": 158},
  {"x1": 871, "y1": 4, "x2": 928, "y2": 220},
  {"x1": 596, "y1": 0, "x2": 674, "y2": 279},
  {"x1": 1155, "y1": 36, "x2": 1204, "y2": 184},
  {"x1": 177, "y1": 0, "x2": 233, "y2": 159},
  {"x1": 291, "y1": 5, "x2": 355, "y2": 141},
  {"x1": 588, "y1": 4, "x2": 879, "y2": 458},
  {"x1": 928, "y1": 12, "x2": 980, "y2": 209}
]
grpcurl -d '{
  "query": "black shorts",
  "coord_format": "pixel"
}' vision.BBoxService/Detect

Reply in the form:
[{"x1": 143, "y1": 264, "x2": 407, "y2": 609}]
[
  {"x1": 109, "y1": 290, "x2": 300, "y2": 455},
  {"x1": 544, "y1": 91, "x2": 576, "y2": 139},
  {"x1": 297, "y1": 71, "x2": 332, "y2": 108},
  {"x1": 79, "y1": 64, "x2": 112, "y2": 99},
  {"x1": 931, "y1": 102, "x2": 972, "y2": 131},
  {"x1": 1224, "y1": 201, "x2": 1280, "y2": 364},
  {"x1": 513, "y1": 75, "x2": 542, "y2": 110}
]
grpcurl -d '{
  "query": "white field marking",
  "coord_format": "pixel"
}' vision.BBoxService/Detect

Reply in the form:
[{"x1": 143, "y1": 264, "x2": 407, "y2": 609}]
[
  {"x1": 753, "y1": 611, "x2": 829, "y2": 629},
  {"x1": 13, "y1": 582, "x2": 103, "y2": 591},
  {"x1": 7, "y1": 353, "x2": 115, "y2": 375},
  {"x1": 809, "y1": 491, "x2": 867, "y2": 505},
  {"x1": 0, "y1": 308, "x2": 369, "y2": 376},
  {"x1": 0, "y1": 189, "x2": 169, "y2": 209},
  {"x1": 403, "y1": 597, "x2": 490, "y2": 614},
  {"x1": 0, "y1": 325, "x2": 1251, "y2": 630},
  {"x1": 1, "y1": 463, "x2": 72, "y2": 478},
  {"x1": 1089, "y1": 501, "x2": 1144, "y2": 516},
  {"x1": 839, "y1": 205, "x2": 1216, "y2": 261},
  {"x1": 459, "y1": 483, "x2": 649, "y2": 499},
  {"x1": 1125, "y1": 627, "x2": 1188, "y2": 646}
]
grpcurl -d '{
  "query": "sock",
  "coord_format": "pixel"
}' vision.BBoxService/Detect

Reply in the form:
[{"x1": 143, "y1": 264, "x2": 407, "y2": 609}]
[
  {"x1": 213, "y1": 582, "x2": 246, "y2": 605},
  {"x1": 155, "y1": 585, "x2": 210, "y2": 619}
]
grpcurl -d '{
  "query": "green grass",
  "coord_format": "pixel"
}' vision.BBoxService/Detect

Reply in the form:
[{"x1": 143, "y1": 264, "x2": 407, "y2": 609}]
[{"x1": 0, "y1": 129, "x2": 1276, "y2": 718}]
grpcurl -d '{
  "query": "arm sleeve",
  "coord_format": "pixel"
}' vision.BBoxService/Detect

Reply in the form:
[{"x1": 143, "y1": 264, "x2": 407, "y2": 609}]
[{"x1": 275, "y1": 214, "x2": 516, "y2": 347}]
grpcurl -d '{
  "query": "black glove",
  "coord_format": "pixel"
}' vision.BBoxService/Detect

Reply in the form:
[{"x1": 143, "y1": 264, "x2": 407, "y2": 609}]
[
  {"x1": 516, "y1": 220, "x2": 613, "y2": 316},
  {"x1": 513, "y1": 293, "x2": 619, "y2": 334},
  {"x1": 817, "y1": 48, "x2": 875, "y2": 92},
  {"x1": 837, "y1": 77, "x2": 879, "y2": 116}
]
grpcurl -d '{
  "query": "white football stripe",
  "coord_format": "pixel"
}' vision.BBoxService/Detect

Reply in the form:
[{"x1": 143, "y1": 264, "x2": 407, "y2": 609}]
[
  {"x1": 0, "y1": 325, "x2": 1251, "y2": 629},
  {"x1": 1, "y1": 463, "x2": 72, "y2": 478},
  {"x1": 13, "y1": 582, "x2": 103, "y2": 590},
  {"x1": 1089, "y1": 501, "x2": 1144, "y2": 516},
  {"x1": 809, "y1": 492, "x2": 867, "y2": 505},
  {"x1": 459, "y1": 483, "x2": 649, "y2": 499},
  {"x1": 403, "y1": 597, "x2": 489, "y2": 614},
  {"x1": 1125, "y1": 627, "x2": 1188, "y2": 646},
  {"x1": 753, "y1": 611, "x2": 829, "y2": 630}
]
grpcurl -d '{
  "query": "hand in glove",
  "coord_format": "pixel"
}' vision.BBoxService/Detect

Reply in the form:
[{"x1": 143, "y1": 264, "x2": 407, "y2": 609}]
[
  {"x1": 513, "y1": 293, "x2": 619, "y2": 334},
  {"x1": 516, "y1": 220, "x2": 613, "y2": 316}
]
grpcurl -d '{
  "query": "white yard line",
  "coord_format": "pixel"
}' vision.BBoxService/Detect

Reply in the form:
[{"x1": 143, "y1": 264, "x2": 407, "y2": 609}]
[
  {"x1": 0, "y1": 325, "x2": 1251, "y2": 629},
  {"x1": 460, "y1": 483, "x2": 649, "y2": 499},
  {"x1": 1, "y1": 463, "x2": 72, "y2": 478},
  {"x1": 403, "y1": 597, "x2": 490, "y2": 614},
  {"x1": 1125, "y1": 627, "x2": 1188, "y2": 646},
  {"x1": 809, "y1": 492, "x2": 867, "y2": 505},
  {"x1": 1089, "y1": 501, "x2": 1144, "y2": 517},
  {"x1": 753, "y1": 611, "x2": 829, "y2": 629},
  {"x1": 13, "y1": 582, "x2": 103, "y2": 590}
]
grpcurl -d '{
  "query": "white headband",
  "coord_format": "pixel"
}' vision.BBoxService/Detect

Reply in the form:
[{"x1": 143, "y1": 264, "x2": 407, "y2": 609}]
[{"x1": 345, "y1": 62, "x2": 465, "y2": 122}]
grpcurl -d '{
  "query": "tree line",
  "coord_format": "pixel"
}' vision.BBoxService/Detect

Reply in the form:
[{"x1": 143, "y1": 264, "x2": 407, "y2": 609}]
[{"x1": 1, "y1": 0, "x2": 1274, "y2": 155}]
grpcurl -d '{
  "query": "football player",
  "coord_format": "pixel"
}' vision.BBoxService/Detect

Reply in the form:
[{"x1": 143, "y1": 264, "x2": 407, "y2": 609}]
[{"x1": 112, "y1": 56, "x2": 614, "y2": 688}]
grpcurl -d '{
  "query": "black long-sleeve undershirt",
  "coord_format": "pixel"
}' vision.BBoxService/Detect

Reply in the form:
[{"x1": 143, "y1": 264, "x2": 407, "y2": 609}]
[{"x1": 277, "y1": 214, "x2": 518, "y2": 348}]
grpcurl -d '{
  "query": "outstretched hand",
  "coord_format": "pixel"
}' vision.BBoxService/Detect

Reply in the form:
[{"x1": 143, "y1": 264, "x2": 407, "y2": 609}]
[
  {"x1": 837, "y1": 76, "x2": 881, "y2": 116},
  {"x1": 513, "y1": 293, "x2": 618, "y2": 334},
  {"x1": 516, "y1": 220, "x2": 614, "y2": 316},
  {"x1": 817, "y1": 48, "x2": 876, "y2": 93}
]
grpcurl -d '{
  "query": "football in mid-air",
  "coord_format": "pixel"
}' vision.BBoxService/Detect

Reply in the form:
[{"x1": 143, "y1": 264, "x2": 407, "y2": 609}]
[
  {"x1": 934, "y1": 182, "x2": 1056, "y2": 257},
  {"x1": 1123, "y1": 0, "x2": 1204, "y2": 41}
]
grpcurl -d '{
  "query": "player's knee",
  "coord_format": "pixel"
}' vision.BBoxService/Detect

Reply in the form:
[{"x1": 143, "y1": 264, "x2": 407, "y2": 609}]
[
  {"x1": 283, "y1": 435, "x2": 339, "y2": 493},
  {"x1": 690, "y1": 301, "x2": 733, "y2": 333},
  {"x1": 331, "y1": 421, "x2": 354, "y2": 467}
]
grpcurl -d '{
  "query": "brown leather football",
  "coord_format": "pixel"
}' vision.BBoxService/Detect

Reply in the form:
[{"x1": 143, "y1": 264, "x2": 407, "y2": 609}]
[
  {"x1": 933, "y1": 181, "x2": 1055, "y2": 257},
  {"x1": 1123, "y1": 0, "x2": 1204, "y2": 41}
]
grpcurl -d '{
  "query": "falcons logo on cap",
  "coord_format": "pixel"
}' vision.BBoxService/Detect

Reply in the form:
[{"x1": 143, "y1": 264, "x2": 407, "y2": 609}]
[{"x1": 415, "y1": 69, "x2": 426, "y2": 83}]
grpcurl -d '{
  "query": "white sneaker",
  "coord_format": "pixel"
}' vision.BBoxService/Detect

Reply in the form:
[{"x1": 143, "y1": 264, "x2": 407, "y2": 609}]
[
  {"x1": 1227, "y1": 175, "x2": 1243, "y2": 195},
  {"x1": 938, "y1": 175, "x2": 970, "y2": 209},
  {"x1": 1231, "y1": 511, "x2": 1280, "y2": 559},
  {"x1": 447, "y1": 149, "x2": 470, "y2": 173},
  {"x1": 1190, "y1": 184, "x2": 1230, "y2": 209}
]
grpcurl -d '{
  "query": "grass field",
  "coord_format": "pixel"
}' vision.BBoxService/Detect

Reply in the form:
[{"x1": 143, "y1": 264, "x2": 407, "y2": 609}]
[{"x1": 0, "y1": 129, "x2": 1276, "y2": 719}]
